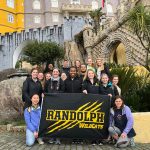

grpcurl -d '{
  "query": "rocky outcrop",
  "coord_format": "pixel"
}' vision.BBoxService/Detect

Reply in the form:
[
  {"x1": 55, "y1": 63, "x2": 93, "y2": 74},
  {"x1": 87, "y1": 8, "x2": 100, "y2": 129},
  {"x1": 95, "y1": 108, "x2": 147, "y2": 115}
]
[
  {"x1": 64, "y1": 41, "x2": 84, "y2": 65},
  {"x1": 0, "y1": 77, "x2": 26, "y2": 122}
]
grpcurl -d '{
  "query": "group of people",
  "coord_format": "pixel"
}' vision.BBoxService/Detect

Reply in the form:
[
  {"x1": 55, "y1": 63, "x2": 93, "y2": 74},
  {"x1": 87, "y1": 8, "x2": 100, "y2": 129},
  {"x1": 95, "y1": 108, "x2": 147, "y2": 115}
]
[{"x1": 22, "y1": 58, "x2": 136, "y2": 148}]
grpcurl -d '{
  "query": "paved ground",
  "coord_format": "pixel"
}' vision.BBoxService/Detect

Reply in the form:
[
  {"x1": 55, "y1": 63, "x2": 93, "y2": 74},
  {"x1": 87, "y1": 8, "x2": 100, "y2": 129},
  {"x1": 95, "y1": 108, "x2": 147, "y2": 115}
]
[{"x1": 0, "y1": 131, "x2": 150, "y2": 150}]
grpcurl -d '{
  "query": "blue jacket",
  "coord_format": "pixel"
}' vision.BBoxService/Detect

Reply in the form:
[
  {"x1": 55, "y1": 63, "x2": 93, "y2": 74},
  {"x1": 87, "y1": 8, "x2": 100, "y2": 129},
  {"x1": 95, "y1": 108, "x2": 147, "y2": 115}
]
[
  {"x1": 24, "y1": 106, "x2": 41, "y2": 132},
  {"x1": 109, "y1": 105, "x2": 135, "y2": 137}
]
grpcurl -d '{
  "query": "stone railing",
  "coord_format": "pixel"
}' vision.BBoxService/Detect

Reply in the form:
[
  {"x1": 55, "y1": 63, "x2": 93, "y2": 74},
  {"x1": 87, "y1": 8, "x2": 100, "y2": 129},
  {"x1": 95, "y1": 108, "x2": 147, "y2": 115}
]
[{"x1": 62, "y1": 4, "x2": 92, "y2": 12}]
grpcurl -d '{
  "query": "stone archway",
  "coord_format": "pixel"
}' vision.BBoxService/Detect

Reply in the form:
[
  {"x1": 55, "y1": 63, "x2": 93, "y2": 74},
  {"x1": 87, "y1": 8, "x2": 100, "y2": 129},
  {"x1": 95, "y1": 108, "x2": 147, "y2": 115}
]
[
  {"x1": 101, "y1": 31, "x2": 131, "y2": 65},
  {"x1": 109, "y1": 41, "x2": 127, "y2": 65},
  {"x1": 13, "y1": 40, "x2": 31, "y2": 68}
]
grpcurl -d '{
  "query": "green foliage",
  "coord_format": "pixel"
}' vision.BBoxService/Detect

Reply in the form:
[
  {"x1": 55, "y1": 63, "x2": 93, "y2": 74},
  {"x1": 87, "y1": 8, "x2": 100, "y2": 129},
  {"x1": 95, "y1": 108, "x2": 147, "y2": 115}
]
[
  {"x1": 136, "y1": 83, "x2": 150, "y2": 111},
  {"x1": 23, "y1": 40, "x2": 65, "y2": 65},
  {"x1": 128, "y1": 5, "x2": 150, "y2": 35},
  {"x1": 110, "y1": 65, "x2": 150, "y2": 112},
  {"x1": 89, "y1": 8, "x2": 105, "y2": 33},
  {"x1": 128, "y1": 4, "x2": 150, "y2": 71},
  {"x1": 111, "y1": 66, "x2": 140, "y2": 95},
  {"x1": 15, "y1": 61, "x2": 20, "y2": 69}
]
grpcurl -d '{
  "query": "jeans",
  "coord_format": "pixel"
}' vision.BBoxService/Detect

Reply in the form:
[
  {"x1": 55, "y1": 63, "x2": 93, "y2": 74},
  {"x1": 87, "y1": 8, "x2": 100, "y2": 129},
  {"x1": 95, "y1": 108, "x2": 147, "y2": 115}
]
[
  {"x1": 108, "y1": 126, "x2": 121, "y2": 136},
  {"x1": 26, "y1": 129, "x2": 36, "y2": 146},
  {"x1": 108, "y1": 126, "x2": 130, "y2": 148}
]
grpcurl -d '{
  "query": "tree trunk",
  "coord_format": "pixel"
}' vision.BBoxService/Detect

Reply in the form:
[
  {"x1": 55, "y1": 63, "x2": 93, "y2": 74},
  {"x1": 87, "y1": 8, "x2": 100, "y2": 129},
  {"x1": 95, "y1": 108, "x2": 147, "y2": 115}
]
[{"x1": 145, "y1": 51, "x2": 150, "y2": 72}]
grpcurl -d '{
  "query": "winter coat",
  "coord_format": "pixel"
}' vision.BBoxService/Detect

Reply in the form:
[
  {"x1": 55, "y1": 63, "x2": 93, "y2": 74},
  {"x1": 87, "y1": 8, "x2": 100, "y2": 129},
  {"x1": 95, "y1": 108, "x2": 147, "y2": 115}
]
[
  {"x1": 22, "y1": 77, "x2": 43, "y2": 107},
  {"x1": 99, "y1": 84, "x2": 114, "y2": 96},
  {"x1": 82, "y1": 78, "x2": 100, "y2": 94},
  {"x1": 44, "y1": 78, "x2": 65, "y2": 93},
  {"x1": 64, "y1": 76, "x2": 82, "y2": 93},
  {"x1": 24, "y1": 106, "x2": 41, "y2": 132},
  {"x1": 109, "y1": 105, "x2": 136, "y2": 138}
]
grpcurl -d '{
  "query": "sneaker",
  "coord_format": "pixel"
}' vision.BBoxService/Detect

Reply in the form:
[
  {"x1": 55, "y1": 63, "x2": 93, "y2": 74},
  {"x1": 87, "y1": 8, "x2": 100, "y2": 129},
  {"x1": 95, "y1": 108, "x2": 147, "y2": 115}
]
[
  {"x1": 48, "y1": 138, "x2": 54, "y2": 144},
  {"x1": 91, "y1": 140, "x2": 97, "y2": 146},
  {"x1": 130, "y1": 138, "x2": 135, "y2": 147},
  {"x1": 72, "y1": 139, "x2": 77, "y2": 144},
  {"x1": 80, "y1": 139, "x2": 84, "y2": 145},
  {"x1": 77, "y1": 139, "x2": 83, "y2": 144},
  {"x1": 98, "y1": 140, "x2": 103, "y2": 146},
  {"x1": 37, "y1": 138, "x2": 44, "y2": 145},
  {"x1": 55, "y1": 138, "x2": 61, "y2": 145}
]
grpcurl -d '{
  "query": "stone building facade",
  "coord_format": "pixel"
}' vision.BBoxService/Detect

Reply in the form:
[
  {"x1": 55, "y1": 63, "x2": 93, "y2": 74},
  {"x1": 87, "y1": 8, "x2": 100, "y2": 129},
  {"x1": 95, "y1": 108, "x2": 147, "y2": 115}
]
[{"x1": 24, "y1": 0, "x2": 100, "y2": 29}]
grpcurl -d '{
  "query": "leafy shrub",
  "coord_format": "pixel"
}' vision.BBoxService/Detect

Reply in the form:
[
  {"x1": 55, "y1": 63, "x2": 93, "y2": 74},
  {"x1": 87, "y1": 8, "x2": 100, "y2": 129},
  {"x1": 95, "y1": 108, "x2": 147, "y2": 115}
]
[{"x1": 110, "y1": 65, "x2": 150, "y2": 112}]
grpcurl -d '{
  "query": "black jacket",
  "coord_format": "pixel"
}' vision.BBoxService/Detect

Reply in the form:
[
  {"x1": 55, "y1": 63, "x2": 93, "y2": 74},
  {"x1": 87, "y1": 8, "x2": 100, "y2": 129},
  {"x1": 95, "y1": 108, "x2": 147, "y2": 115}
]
[
  {"x1": 97, "y1": 63, "x2": 111, "y2": 78},
  {"x1": 22, "y1": 77, "x2": 43, "y2": 107},
  {"x1": 99, "y1": 84, "x2": 115, "y2": 96},
  {"x1": 61, "y1": 67, "x2": 70, "y2": 77},
  {"x1": 44, "y1": 78, "x2": 64, "y2": 93},
  {"x1": 64, "y1": 76, "x2": 82, "y2": 93},
  {"x1": 82, "y1": 78, "x2": 99, "y2": 94},
  {"x1": 99, "y1": 84, "x2": 119, "y2": 106}
]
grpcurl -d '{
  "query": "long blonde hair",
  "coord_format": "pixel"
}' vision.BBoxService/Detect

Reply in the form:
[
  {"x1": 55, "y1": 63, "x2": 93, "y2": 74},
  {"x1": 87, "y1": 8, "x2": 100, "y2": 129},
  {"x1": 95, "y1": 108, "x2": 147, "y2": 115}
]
[{"x1": 83, "y1": 69, "x2": 97, "y2": 81}]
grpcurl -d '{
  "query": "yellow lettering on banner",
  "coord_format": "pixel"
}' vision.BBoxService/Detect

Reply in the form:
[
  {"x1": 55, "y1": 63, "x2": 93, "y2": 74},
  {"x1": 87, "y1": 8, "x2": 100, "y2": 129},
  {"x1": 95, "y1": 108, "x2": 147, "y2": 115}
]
[
  {"x1": 46, "y1": 101, "x2": 107, "y2": 133},
  {"x1": 79, "y1": 123, "x2": 104, "y2": 129},
  {"x1": 46, "y1": 110, "x2": 105, "y2": 123},
  {"x1": 46, "y1": 110, "x2": 54, "y2": 120}
]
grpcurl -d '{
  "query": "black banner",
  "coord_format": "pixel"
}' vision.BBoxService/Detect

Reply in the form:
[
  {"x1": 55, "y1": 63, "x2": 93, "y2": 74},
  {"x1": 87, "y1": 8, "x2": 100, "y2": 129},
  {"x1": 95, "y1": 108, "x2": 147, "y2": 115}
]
[{"x1": 39, "y1": 93, "x2": 110, "y2": 139}]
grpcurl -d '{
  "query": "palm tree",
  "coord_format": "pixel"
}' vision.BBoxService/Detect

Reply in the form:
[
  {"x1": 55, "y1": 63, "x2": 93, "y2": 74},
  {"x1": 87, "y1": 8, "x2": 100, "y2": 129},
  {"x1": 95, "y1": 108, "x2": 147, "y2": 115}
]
[
  {"x1": 89, "y1": 7, "x2": 105, "y2": 34},
  {"x1": 128, "y1": 4, "x2": 150, "y2": 71}
]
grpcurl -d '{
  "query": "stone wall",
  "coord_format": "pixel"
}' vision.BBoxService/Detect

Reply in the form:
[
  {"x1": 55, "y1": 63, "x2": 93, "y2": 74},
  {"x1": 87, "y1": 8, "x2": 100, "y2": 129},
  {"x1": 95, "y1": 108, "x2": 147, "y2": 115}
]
[{"x1": 0, "y1": 25, "x2": 64, "y2": 71}]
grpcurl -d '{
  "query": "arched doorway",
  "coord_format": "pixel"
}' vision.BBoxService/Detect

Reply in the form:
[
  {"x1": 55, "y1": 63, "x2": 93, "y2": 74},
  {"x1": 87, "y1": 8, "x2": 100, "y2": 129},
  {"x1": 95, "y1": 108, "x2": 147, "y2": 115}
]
[{"x1": 109, "y1": 41, "x2": 127, "y2": 65}]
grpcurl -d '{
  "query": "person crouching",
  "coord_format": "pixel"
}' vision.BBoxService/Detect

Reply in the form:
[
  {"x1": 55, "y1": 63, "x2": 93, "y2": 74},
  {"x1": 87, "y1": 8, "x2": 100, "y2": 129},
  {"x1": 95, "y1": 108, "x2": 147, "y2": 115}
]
[
  {"x1": 108, "y1": 96, "x2": 136, "y2": 148},
  {"x1": 24, "y1": 94, "x2": 44, "y2": 146}
]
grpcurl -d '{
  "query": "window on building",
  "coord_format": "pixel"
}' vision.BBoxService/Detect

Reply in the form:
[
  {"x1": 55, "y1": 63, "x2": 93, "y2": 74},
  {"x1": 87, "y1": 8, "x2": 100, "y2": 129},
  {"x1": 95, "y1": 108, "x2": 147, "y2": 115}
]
[
  {"x1": 34, "y1": 16, "x2": 41, "y2": 23},
  {"x1": 107, "y1": 4, "x2": 113, "y2": 15},
  {"x1": 8, "y1": 14, "x2": 14, "y2": 23},
  {"x1": 92, "y1": 0, "x2": 98, "y2": 10},
  {"x1": 71, "y1": 0, "x2": 80, "y2": 4},
  {"x1": 52, "y1": 13, "x2": 59, "y2": 22},
  {"x1": 51, "y1": 0, "x2": 58, "y2": 7},
  {"x1": 7, "y1": 0, "x2": 14, "y2": 8},
  {"x1": 33, "y1": 0, "x2": 41, "y2": 9}
]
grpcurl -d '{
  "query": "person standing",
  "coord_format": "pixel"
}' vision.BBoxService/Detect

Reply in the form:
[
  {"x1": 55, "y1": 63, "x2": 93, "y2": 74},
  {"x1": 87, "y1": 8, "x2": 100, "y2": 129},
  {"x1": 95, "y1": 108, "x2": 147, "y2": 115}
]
[
  {"x1": 82, "y1": 69, "x2": 103, "y2": 145},
  {"x1": 38, "y1": 72, "x2": 45, "y2": 90},
  {"x1": 99, "y1": 73, "x2": 119, "y2": 99},
  {"x1": 86, "y1": 58, "x2": 96, "y2": 73},
  {"x1": 79, "y1": 64, "x2": 87, "y2": 81},
  {"x1": 44, "y1": 68, "x2": 64, "y2": 145},
  {"x1": 112, "y1": 75, "x2": 121, "y2": 96},
  {"x1": 82, "y1": 69, "x2": 99, "y2": 94},
  {"x1": 61, "y1": 72, "x2": 67, "y2": 81},
  {"x1": 64, "y1": 66, "x2": 82, "y2": 144},
  {"x1": 44, "y1": 68, "x2": 64, "y2": 93},
  {"x1": 108, "y1": 96, "x2": 136, "y2": 148},
  {"x1": 61, "y1": 59, "x2": 70, "y2": 77},
  {"x1": 96, "y1": 58, "x2": 110, "y2": 80},
  {"x1": 22, "y1": 68, "x2": 43, "y2": 109},
  {"x1": 75, "y1": 59, "x2": 81, "y2": 75},
  {"x1": 45, "y1": 72, "x2": 51, "y2": 81},
  {"x1": 64, "y1": 66, "x2": 82, "y2": 93}
]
